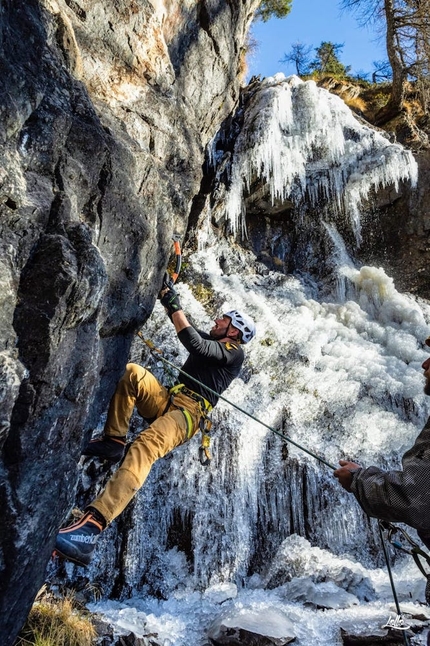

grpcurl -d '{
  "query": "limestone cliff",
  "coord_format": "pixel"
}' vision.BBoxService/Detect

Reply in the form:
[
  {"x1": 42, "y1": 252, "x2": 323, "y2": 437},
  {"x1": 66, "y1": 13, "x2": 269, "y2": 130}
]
[{"x1": 0, "y1": 1, "x2": 259, "y2": 643}]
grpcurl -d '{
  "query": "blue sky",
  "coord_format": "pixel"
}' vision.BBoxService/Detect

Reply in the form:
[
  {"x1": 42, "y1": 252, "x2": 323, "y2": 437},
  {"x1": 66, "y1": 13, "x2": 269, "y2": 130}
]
[{"x1": 247, "y1": 0, "x2": 387, "y2": 80}]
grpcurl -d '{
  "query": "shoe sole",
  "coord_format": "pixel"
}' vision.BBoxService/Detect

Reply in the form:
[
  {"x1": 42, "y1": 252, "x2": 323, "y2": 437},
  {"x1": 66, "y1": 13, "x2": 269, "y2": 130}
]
[
  {"x1": 82, "y1": 454, "x2": 121, "y2": 463},
  {"x1": 53, "y1": 547, "x2": 90, "y2": 568}
]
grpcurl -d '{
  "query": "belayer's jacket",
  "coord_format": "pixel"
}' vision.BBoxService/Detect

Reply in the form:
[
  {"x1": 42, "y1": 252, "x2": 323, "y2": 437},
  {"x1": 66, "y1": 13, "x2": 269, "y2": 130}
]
[{"x1": 350, "y1": 416, "x2": 430, "y2": 549}]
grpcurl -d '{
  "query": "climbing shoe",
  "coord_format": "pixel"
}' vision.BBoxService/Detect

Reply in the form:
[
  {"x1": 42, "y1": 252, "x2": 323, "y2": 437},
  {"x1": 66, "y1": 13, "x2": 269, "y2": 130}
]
[
  {"x1": 82, "y1": 435, "x2": 126, "y2": 463},
  {"x1": 55, "y1": 510, "x2": 105, "y2": 567}
]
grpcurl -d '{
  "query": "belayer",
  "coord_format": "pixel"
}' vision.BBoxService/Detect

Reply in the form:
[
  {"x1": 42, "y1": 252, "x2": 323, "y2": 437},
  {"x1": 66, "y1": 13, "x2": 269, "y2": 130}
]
[
  {"x1": 334, "y1": 341, "x2": 430, "y2": 550},
  {"x1": 55, "y1": 282, "x2": 256, "y2": 566}
]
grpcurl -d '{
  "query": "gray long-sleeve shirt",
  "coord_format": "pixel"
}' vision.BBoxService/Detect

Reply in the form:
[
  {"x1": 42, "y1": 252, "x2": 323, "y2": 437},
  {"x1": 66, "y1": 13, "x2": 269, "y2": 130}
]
[
  {"x1": 351, "y1": 416, "x2": 430, "y2": 547},
  {"x1": 177, "y1": 327, "x2": 244, "y2": 407}
]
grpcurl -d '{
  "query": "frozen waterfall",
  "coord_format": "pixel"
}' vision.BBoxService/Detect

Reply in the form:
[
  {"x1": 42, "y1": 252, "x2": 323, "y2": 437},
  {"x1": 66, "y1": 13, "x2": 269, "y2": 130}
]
[
  {"x1": 87, "y1": 247, "x2": 430, "y2": 645},
  {"x1": 80, "y1": 76, "x2": 429, "y2": 645},
  {"x1": 210, "y1": 74, "x2": 417, "y2": 243}
]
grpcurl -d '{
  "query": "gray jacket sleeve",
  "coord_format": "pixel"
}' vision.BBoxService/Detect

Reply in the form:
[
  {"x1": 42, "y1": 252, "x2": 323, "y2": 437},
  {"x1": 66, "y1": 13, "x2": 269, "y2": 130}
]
[{"x1": 350, "y1": 417, "x2": 430, "y2": 533}]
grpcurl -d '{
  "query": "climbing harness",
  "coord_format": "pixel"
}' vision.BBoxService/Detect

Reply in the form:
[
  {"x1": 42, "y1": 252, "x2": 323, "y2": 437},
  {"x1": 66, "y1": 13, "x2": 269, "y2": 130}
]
[
  {"x1": 168, "y1": 383, "x2": 213, "y2": 464},
  {"x1": 136, "y1": 337, "x2": 422, "y2": 643},
  {"x1": 169, "y1": 383, "x2": 212, "y2": 414},
  {"x1": 138, "y1": 333, "x2": 336, "y2": 470}
]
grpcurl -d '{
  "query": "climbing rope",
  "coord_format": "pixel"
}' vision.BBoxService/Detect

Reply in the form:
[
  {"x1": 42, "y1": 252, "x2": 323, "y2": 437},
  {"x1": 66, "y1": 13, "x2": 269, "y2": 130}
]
[
  {"x1": 139, "y1": 334, "x2": 423, "y2": 637},
  {"x1": 378, "y1": 522, "x2": 411, "y2": 645},
  {"x1": 137, "y1": 332, "x2": 336, "y2": 469},
  {"x1": 137, "y1": 333, "x2": 422, "y2": 641}
]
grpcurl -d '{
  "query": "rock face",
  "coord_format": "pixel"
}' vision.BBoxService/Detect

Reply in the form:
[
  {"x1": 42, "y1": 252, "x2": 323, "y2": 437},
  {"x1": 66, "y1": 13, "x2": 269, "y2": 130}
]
[
  {"x1": 357, "y1": 150, "x2": 430, "y2": 300},
  {"x1": 0, "y1": 1, "x2": 258, "y2": 643}
]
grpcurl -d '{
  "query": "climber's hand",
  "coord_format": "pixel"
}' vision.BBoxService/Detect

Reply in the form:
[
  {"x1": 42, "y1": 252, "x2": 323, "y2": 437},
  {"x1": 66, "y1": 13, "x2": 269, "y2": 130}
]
[{"x1": 160, "y1": 287, "x2": 182, "y2": 317}]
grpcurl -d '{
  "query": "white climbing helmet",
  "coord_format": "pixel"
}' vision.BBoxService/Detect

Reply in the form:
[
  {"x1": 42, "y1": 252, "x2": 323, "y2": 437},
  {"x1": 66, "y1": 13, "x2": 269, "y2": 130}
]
[{"x1": 224, "y1": 310, "x2": 256, "y2": 344}]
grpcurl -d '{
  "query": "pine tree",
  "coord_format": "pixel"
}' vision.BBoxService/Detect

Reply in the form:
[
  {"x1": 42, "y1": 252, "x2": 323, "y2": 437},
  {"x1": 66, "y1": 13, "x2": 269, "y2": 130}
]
[
  {"x1": 256, "y1": 0, "x2": 292, "y2": 22},
  {"x1": 310, "y1": 42, "x2": 351, "y2": 77}
]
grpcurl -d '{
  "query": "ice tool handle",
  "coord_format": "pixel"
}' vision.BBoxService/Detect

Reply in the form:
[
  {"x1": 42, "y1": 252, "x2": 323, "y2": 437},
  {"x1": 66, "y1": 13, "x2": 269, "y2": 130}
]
[{"x1": 163, "y1": 234, "x2": 182, "y2": 289}]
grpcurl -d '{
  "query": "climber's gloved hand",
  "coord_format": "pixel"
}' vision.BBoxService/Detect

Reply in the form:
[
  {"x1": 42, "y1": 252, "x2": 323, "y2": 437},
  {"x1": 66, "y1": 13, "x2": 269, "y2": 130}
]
[{"x1": 160, "y1": 286, "x2": 182, "y2": 317}]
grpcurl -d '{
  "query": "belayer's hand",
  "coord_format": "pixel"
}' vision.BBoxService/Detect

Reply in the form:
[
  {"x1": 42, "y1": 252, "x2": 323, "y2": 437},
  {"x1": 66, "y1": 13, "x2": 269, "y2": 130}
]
[
  {"x1": 160, "y1": 286, "x2": 182, "y2": 317},
  {"x1": 333, "y1": 459, "x2": 361, "y2": 492}
]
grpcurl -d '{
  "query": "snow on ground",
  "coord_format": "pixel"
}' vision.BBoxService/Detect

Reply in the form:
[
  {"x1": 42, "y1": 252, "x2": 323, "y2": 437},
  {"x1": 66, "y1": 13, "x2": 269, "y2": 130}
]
[{"x1": 89, "y1": 551, "x2": 429, "y2": 645}]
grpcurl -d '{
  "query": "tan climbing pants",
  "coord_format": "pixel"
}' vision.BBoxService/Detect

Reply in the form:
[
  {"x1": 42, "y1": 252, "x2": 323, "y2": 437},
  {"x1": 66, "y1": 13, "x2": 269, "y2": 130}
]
[{"x1": 90, "y1": 363, "x2": 203, "y2": 524}]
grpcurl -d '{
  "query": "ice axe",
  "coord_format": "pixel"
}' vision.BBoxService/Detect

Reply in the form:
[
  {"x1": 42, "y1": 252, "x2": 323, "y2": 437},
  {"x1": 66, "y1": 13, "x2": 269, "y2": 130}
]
[{"x1": 162, "y1": 233, "x2": 182, "y2": 290}]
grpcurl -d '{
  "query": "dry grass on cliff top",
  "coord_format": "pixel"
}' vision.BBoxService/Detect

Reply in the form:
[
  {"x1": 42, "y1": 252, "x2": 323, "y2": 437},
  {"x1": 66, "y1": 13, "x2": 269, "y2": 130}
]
[
  {"x1": 315, "y1": 75, "x2": 430, "y2": 148},
  {"x1": 14, "y1": 589, "x2": 96, "y2": 646}
]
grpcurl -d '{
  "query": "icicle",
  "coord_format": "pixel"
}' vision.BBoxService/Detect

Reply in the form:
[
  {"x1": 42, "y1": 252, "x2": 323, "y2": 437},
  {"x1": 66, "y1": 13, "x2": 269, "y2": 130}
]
[{"x1": 223, "y1": 76, "x2": 417, "y2": 242}]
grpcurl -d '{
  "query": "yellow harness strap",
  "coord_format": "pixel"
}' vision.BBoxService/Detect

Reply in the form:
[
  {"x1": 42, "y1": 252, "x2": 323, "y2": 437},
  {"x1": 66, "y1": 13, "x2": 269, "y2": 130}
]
[
  {"x1": 169, "y1": 383, "x2": 212, "y2": 414},
  {"x1": 181, "y1": 408, "x2": 194, "y2": 439},
  {"x1": 169, "y1": 384, "x2": 213, "y2": 464}
]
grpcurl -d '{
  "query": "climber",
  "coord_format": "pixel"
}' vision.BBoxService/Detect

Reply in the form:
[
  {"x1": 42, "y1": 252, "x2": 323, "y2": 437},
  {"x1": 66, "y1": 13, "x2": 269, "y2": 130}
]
[
  {"x1": 334, "y1": 348, "x2": 430, "y2": 550},
  {"x1": 54, "y1": 283, "x2": 256, "y2": 566}
]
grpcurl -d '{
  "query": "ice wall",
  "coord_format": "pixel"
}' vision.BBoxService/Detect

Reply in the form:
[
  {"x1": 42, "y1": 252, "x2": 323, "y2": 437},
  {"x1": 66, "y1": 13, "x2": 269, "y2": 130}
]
[
  {"x1": 211, "y1": 74, "x2": 417, "y2": 243},
  {"x1": 67, "y1": 76, "x2": 429, "y2": 639},
  {"x1": 97, "y1": 243, "x2": 430, "y2": 600}
]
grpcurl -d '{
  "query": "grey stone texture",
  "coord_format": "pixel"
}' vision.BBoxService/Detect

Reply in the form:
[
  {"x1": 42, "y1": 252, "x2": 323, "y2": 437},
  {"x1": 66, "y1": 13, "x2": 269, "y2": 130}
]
[{"x1": 0, "y1": 1, "x2": 259, "y2": 643}]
